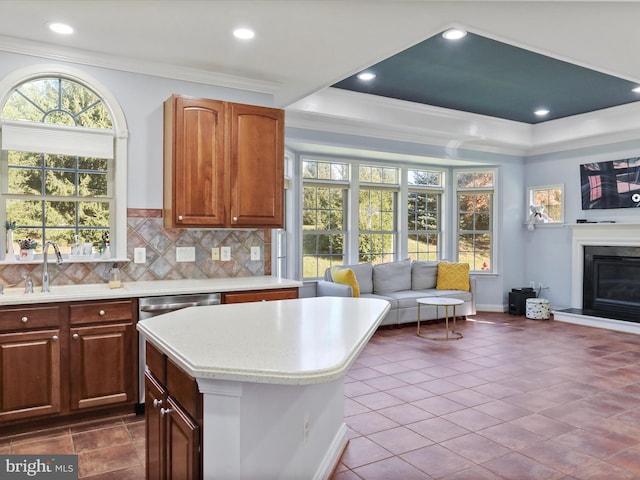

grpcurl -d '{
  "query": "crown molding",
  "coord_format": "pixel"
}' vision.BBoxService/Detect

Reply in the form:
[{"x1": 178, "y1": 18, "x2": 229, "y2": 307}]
[
  {"x1": 0, "y1": 35, "x2": 280, "y2": 96},
  {"x1": 287, "y1": 88, "x2": 640, "y2": 158},
  {"x1": 286, "y1": 88, "x2": 532, "y2": 157},
  {"x1": 528, "y1": 101, "x2": 640, "y2": 156}
]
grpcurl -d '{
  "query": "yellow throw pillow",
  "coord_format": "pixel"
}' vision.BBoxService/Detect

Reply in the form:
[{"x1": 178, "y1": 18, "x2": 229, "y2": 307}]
[
  {"x1": 436, "y1": 262, "x2": 470, "y2": 291},
  {"x1": 331, "y1": 268, "x2": 360, "y2": 297}
]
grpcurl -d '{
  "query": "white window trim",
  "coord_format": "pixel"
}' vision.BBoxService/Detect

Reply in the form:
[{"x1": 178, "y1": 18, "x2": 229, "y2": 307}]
[
  {"x1": 0, "y1": 64, "x2": 129, "y2": 259},
  {"x1": 527, "y1": 183, "x2": 565, "y2": 224},
  {"x1": 453, "y1": 167, "x2": 499, "y2": 274}
]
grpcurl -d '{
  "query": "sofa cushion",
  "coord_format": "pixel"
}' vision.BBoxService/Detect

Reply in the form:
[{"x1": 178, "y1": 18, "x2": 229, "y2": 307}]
[
  {"x1": 411, "y1": 261, "x2": 438, "y2": 290},
  {"x1": 330, "y1": 267, "x2": 360, "y2": 297},
  {"x1": 361, "y1": 292, "x2": 398, "y2": 310},
  {"x1": 373, "y1": 259, "x2": 412, "y2": 294},
  {"x1": 436, "y1": 262, "x2": 470, "y2": 291},
  {"x1": 331, "y1": 263, "x2": 373, "y2": 294}
]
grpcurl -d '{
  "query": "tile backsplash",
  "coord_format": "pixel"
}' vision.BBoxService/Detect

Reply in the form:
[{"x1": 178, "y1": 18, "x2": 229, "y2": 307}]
[{"x1": 0, "y1": 209, "x2": 271, "y2": 289}]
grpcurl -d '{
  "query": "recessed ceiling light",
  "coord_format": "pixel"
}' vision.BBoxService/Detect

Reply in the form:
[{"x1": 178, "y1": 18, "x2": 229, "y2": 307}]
[
  {"x1": 442, "y1": 28, "x2": 467, "y2": 40},
  {"x1": 534, "y1": 109, "x2": 550, "y2": 116},
  {"x1": 48, "y1": 22, "x2": 74, "y2": 35},
  {"x1": 357, "y1": 72, "x2": 376, "y2": 81},
  {"x1": 633, "y1": 86, "x2": 640, "y2": 93},
  {"x1": 233, "y1": 28, "x2": 255, "y2": 40}
]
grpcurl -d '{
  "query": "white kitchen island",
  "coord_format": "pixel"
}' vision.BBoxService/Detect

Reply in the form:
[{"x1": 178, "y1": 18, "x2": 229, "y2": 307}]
[{"x1": 137, "y1": 296, "x2": 390, "y2": 480}]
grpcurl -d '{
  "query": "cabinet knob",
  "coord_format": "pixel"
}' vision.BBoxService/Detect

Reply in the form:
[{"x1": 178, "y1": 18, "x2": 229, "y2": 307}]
[
  {"x1": 99, "y1": 310, "x2": 105, "y2": 316},
  {"x1": 178, "y1": 215, "x2": 183, "y2": 221},
  {"x1": 232, "y1": 216, "x2": 238, "y2": 223},
  {"x1": 153, "y1": 399, "x2": 163, "y2": 408},
  {"x1": 160, "y1": 407, "x2": 173, "y2": 416},
  {"x1": 21, "y1": 316, "x2": 28, "y2": 323},
  {"x1": 72, "y1": 333, "x2": 79, "y2": 340},
  {"x1": 52, "y1": 335, "x2": 59, "y2": 342}
]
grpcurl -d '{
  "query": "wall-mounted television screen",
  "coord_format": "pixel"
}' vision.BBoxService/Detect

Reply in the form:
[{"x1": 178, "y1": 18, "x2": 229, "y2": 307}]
[{"x1": 580, "y1": 158, "x2": 640, "y2": 210}]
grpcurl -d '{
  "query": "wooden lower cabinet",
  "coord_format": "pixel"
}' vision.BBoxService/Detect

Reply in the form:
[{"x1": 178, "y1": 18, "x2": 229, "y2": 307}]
[
  {"x1": 0, "y1": 299, "x2": 138, "y2": 430},
  {"x1": 145, "y1": 343, "x2": 202, "y2": 480},
  {"x1": 70, "y1": 322, "x2": 136, "y2": 410},
  {"x1": 0, "y1": 328, "x2": 61, "y2": 422},
  {"x1": 222, "y1": 287, "x2": 298, "y2": 304},
  {"x1": 145, "y1": 372, "x2": 165, "y2": 480}
]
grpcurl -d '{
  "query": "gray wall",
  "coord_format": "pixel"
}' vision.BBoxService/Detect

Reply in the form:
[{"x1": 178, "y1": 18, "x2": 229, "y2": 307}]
[{"x1": 524, "y1": 139, "x2": 640, "y2": 309}]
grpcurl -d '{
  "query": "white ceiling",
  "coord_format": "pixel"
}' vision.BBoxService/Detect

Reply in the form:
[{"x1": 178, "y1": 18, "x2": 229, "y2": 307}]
[
  {"x1": 1, "y1": 1, "x2": 640, "y2": 158},
  {"x1": 1, "y1": 0, "x2": 639, "y2": 109}
]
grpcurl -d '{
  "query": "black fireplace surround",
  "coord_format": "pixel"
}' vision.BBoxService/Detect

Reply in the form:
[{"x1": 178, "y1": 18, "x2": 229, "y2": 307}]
[{"x1": 583, "y1": 245, "x2": 640, "y2": 322}]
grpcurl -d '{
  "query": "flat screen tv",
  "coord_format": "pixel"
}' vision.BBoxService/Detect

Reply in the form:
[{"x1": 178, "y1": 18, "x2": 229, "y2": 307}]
[{"x1": 580, "y1": 158, "x2": 640, "y2": 210}]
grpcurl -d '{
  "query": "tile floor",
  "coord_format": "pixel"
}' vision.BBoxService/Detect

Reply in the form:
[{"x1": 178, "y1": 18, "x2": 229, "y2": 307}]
[
  {"x1": 0, "y1": 415, "x2": 145, "y2": 478},
  {"x1": 2, "y1": 312, "x2": 640, "y2": 479}
]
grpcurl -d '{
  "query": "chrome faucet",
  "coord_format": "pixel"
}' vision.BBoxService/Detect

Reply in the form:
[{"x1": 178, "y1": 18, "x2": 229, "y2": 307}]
[{"x1": 42, "y1": 241, "x2": 63, "y2": 292}]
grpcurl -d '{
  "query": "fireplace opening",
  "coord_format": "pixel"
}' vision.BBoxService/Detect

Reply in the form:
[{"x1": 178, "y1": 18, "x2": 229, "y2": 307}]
[{"x1": 583, "y1": 245, "x2": 640, "y2": 322}]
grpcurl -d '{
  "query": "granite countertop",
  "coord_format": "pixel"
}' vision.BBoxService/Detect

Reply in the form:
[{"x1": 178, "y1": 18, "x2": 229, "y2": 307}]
[
  {"x1": 137, "y1": 297, "x2": 390, "y2": 386},
  {"x1": 0, "y1": 276, "x2": 302, "y2": 306}
]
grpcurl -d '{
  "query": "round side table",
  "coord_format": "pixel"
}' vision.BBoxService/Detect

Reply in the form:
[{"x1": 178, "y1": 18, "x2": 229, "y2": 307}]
[{"x1": 416, "y1": 297, "x2": 464, "y2": 341}]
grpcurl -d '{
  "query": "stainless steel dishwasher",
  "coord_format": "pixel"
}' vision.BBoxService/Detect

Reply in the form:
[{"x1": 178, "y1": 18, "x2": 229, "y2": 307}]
[{"x1": 138, "y1": 293, "x2": 221, "y2": 403}]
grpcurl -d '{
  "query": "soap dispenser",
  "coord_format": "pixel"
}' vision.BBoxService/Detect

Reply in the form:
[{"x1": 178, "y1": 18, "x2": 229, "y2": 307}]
[{"x1": 108, "y1": 263, "x2": 122, "y2": 289}]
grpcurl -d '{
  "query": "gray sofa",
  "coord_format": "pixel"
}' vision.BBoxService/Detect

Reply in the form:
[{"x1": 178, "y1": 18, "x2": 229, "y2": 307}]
[{"x1": 316, "y1": 259, "x2": 476, "y2": 327}]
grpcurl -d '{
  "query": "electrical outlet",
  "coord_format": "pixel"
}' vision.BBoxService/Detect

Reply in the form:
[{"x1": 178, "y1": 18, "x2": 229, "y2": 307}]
[
  {"x1": 211, "y1": 247, "x2": 220, "y2": 261},
  {"x1": 251, "y1": 246, "x2": 260, "y2": 261},
  {"x1": 221, "y1": 246, "x2": 231, "y2": 261},
  {"x1": 176, "y1": 246, "x2": 195, "y2": 262},
  {"x1": 133, "y1": 247, "x2": 146, "y2": 264}
]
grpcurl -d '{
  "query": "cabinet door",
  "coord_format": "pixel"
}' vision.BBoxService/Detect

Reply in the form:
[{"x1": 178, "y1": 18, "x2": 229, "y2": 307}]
[
  {"x1": 165, "y1": 396, "x2": 201, "y2": 480},
  {"x1": 69, "y1": 322, "x2": 136, "y2": 410},
  {"x1": 165, "y1": 95, "x2": 226, "y2": 227},
  {"x1": 228, "y1": 102, "x2": 284, "y2": 227},
  {"x1": 0, "y1": 329, "x2": 61, "y2": 422},
  {"x1": 145, "y1": 372, "x2": 165, "y2": 480}
]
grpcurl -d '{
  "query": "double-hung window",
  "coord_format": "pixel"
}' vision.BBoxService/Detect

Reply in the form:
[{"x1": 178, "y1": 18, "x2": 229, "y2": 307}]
[
  {"x1": 358, "y1": 164, "x2": 398, "y2": 264},
  {"x1": 407, "y1": 168, "x2": 443, "y2": 261},
  {"x1": 456, "y1": 170, "x2": 495, "y2": 272},
  {"x1": 302, "y1": 159, "x2": 349, "y2": 279},
  {"x1": 0, "y1": 76, "x2": 115, "y2": 256}
]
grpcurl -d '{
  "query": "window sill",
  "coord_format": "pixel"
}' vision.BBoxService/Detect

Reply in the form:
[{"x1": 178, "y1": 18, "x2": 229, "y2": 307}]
[
  {"x1": 524, "y1": 222, "x2": 565, "y2": 228},
  {"x1": 2, "y1": 256, "x2": 130, "y2": 265}
]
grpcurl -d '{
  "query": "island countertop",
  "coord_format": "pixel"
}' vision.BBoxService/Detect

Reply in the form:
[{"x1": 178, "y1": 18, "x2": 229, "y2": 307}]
[{"x1": 137, "y1": 296, "x2": 390, "y2": 385}]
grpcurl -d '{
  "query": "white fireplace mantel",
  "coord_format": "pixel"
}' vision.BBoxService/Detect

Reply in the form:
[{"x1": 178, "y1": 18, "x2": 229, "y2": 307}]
[{"x1": 556, "y1": 223, "x2": 640, "y2": 334}]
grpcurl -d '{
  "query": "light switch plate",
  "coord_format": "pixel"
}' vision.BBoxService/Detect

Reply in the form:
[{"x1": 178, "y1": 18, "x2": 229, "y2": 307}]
[
  {"x1": 211, "y1": 247, "x2": 220, "y2": 261},
  {"x1": 133, "y1": 247, "x2": 146, "y2": 264},
  {"x1": 251, "y1": 246, "x2": 260, "y2": 261},
  {"x1": 176, "y1": 246, "x2": 195, "y2": 262},
  {"x1": 221, "y1": 246, "x2": 231, "y2": 261}
]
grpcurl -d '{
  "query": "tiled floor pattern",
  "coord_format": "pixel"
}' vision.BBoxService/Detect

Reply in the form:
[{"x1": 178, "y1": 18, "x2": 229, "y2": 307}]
[
  {"x1": 335, "y1": 312, "x2": 640, "y2": 479},
  {"x1": 2, "y1": 312, "x2": 640, "y2": 479},
  {"x1": 0, "y1": 416, "x2": 145, "y2": 479}
]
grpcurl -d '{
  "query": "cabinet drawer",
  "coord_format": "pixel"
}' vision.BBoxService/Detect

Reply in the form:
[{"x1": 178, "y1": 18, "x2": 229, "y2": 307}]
[
  {"x1": 222, "y1": 288, "x2": 298, "y2": 304},
  {"x1": 166, "y1": 359, "x2": 201, "y2": 421},
  {"x1": 146, "y1": 342, "x2": 166, "y2": 384},
  {"x1": 70, "y1": 299, "x2": 134, "y2": 325},
  {"x1": 0, "y1": 305, "x2": 61, "y2": 331}
]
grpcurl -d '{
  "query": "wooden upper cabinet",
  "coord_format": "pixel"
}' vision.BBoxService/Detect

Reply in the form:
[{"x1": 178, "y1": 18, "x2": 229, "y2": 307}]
[
  {"x1": 228, "y1": 102, "x2": 284, "y2": 227},
  {"x1": 164, "y1": 96, "x2": 226, "y2": 228},
  {"x1": 164, "y1": 94, "x2": 284, "y2": 228}
]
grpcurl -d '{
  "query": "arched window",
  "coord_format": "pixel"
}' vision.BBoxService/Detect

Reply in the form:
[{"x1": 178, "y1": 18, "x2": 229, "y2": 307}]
[{"x1": 0, "y1": 67, "x2": 127, "y2": 260}]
